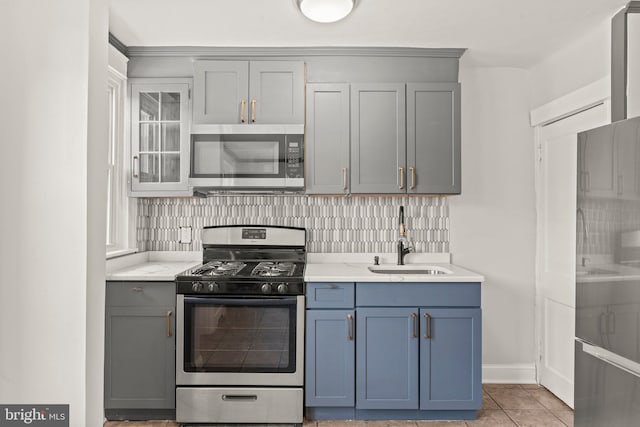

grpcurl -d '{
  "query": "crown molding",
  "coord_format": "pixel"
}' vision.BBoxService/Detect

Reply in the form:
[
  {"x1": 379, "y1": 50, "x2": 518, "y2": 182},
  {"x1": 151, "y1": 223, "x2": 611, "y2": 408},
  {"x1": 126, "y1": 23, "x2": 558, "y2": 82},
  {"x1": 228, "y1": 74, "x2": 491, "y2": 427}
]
[
  {"x1": 108, "y1": 33, "x2": 128, "y2": 57},
  {"x1": 125, "y1": 46, "x2": 466, "y2": 59}
]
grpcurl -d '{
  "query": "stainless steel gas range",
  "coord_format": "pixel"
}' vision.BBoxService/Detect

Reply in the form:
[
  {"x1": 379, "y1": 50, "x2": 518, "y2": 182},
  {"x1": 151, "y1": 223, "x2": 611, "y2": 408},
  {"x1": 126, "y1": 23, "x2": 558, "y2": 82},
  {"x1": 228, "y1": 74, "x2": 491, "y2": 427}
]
[{"x1": 175, "y1": 225, "x2": 306, "y2": 426}]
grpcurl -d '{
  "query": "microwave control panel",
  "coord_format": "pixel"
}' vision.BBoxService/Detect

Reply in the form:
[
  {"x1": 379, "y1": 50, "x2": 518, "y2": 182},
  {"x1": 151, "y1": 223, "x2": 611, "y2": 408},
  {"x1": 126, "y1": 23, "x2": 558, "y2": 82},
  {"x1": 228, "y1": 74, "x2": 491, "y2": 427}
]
[{"x1": 286, "y1": 135, "x2": 304, "y2": 179}]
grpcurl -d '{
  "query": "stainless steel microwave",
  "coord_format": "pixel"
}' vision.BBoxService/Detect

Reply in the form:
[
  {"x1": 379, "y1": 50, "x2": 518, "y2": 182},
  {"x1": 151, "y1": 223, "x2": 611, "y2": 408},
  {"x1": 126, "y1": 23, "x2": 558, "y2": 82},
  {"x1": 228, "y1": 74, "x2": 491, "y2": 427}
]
[{"x1": 189, "y1": 125, "x2": 304, "y2": 193}]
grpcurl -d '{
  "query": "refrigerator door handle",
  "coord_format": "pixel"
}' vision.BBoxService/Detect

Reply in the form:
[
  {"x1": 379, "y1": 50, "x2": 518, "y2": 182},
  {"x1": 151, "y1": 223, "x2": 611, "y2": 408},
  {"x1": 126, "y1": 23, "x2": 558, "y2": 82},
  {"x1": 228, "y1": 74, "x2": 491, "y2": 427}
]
[{"x1": 581, "y1": 341, "x2": 640, "y2": 379}]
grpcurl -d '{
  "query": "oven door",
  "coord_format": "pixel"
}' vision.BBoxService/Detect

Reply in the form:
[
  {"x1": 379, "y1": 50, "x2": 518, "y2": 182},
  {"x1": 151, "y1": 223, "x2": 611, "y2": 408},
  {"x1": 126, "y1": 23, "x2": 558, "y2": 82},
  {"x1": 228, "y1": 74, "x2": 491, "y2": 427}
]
[{"x1": 176, "y1": 294, "x2": 304, "y2": 386}]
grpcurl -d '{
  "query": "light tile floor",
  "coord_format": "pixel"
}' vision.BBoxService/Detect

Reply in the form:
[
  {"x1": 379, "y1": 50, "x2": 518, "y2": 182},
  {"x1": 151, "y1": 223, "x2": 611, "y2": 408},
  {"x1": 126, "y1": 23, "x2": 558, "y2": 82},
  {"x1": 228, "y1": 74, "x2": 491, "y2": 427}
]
[{"x1": 104, "y1": 384, "x2": 573, "y2": 427}]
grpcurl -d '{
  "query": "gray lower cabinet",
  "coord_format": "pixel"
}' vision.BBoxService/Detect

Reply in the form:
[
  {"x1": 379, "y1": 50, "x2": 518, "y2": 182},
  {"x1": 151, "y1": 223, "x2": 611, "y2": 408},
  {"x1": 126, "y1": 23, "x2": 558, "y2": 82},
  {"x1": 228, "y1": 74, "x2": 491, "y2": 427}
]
[
  {"x1": 305, "y1": 83, "x2": 351, "y2": 194},
  {"x1": 193, "y1": 60, "x2": 304, "y2": 125},
  {"x1": 105, "y1": 281, "x2": 176, "y2": 420},
  {"x1": 407, "y1": 83, "x2": 461, "y2": 194},
  {"x1": 351, "y1": 83, "x2": 407, "y2": 194}
]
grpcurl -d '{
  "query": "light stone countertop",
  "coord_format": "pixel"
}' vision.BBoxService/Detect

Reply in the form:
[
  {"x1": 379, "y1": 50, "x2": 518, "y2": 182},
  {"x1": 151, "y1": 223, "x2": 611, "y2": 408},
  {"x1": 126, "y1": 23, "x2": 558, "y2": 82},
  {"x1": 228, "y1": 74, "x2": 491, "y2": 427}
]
[
  {"x1": 104, "y1": 251, "x2": 484, "y2": 283},
  {"x1": 106, "y1": 251, "x2": 201, "y2": 281},
  {"x1": 305, "y1": 253, "x2": 484, "y2": 283}
]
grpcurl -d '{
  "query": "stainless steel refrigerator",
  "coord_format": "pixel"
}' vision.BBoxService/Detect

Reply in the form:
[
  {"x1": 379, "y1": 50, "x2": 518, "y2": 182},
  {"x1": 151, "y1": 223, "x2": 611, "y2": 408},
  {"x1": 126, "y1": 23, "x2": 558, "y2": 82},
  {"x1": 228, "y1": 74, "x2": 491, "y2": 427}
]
[{"x1": 575, "y1": 116, "x2": 640, "y2": 426}]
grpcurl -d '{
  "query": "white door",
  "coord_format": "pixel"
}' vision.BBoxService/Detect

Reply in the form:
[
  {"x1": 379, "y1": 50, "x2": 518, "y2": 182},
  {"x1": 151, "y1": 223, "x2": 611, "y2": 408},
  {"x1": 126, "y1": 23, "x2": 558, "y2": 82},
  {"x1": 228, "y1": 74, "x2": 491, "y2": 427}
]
[{"x1": 536, "y1": 102, "x2": 609, "y2": 408}]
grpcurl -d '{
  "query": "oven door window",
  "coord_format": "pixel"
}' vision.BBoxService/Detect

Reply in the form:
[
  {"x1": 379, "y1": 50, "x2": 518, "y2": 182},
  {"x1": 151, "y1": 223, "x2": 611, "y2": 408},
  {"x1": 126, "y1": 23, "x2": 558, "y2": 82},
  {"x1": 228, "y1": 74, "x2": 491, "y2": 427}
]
[
  {"x1": 183, "y1": 297, "x2": 296, "y2": 373},
  {"x1": 191, "y1": 134, "x2": 285, "y2": 178}
]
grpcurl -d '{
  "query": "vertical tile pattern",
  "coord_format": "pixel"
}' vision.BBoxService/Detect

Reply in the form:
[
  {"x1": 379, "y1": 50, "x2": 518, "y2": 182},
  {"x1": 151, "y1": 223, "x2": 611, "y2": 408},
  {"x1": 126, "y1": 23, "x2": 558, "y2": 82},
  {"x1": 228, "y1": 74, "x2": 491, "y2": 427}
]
[
  {"x1": 578, "y1": 197, "x2": 640, "y2": 256},
  {"x1": 137, "y1": 196, "x2": 450, "y2": 253}
]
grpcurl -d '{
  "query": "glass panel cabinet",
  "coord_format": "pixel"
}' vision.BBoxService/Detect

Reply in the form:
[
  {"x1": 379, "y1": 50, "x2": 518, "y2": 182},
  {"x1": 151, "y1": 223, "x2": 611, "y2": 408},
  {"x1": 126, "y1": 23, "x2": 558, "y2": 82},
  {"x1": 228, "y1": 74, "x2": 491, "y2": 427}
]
[{"x1": 130, "y1": 78, "x2": 191, "y2": 195}]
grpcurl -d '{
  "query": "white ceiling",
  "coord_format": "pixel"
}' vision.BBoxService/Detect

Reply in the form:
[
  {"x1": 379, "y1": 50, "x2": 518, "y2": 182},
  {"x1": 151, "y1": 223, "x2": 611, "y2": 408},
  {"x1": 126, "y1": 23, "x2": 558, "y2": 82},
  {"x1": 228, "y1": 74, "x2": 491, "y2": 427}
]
[{"x1": 109, "y1": 0, "x2": 628, "y2": 67}]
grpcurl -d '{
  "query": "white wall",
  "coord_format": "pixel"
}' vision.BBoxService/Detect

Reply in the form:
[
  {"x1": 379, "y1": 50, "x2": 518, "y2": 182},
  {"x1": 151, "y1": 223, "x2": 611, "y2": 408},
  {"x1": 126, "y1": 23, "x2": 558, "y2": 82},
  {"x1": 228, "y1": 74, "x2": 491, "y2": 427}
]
[
  {"x1": 529, "y1": 20, "x2": 611, "y2": 109},
  {"x1": 451, "y1": 65, "x2": 537, "y2": 382},
  {"x1": 0, "y1": 1, "x2": 108, "y2": 426},
  {"x1": 86, "y1": 0, "x2": 109, "y2": 425}
]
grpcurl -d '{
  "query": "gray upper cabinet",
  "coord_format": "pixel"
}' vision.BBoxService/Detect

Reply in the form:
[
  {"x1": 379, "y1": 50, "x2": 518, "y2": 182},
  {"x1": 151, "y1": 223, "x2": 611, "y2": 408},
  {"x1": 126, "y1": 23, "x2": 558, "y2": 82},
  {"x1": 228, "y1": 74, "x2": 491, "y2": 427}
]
[
  {"x1": 129, "y1": 78, "x2": 192, "y2": 197},
  {"x1": 193, "y1": 60, "x2": 304, "y2": 125},
  {"x1": 351, "y1": 83, "x2": 406, "y2": 194},
  {"x1": 578, "y1": 124, "x2": 616, "y2": 197},
  {"x1": 305, "y1": 83, "x2": 351, "y2": 194},
  {"x1": 192, "y1": 61, "x2": 248, "y2": 124},
  {"x1": 407, "y1": 83, "x2": 461, "y2": 194}
]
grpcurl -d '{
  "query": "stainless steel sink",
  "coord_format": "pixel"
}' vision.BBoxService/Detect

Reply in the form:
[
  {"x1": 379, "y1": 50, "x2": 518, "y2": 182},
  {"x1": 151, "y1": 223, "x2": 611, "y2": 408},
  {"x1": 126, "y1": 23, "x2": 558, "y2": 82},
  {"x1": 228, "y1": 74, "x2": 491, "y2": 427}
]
[{"x1": 368, "y1": 265, "x2": 453, "y2": 275}]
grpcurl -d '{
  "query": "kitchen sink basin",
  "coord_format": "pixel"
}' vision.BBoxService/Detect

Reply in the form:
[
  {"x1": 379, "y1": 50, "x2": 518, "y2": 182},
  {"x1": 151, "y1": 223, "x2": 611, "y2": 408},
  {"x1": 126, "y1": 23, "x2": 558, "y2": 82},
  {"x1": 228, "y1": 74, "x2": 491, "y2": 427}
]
[{"x1": 368, "y1": 265, "x2": 453, "y2": 275}]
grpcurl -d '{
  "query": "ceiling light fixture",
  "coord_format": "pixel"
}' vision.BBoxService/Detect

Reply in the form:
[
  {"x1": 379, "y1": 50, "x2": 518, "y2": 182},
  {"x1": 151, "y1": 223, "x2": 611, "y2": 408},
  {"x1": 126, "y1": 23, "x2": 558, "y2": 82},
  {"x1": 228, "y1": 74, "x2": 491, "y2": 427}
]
[{"x1": 297, "y1": 0, "x2": 355, "y2": 23}]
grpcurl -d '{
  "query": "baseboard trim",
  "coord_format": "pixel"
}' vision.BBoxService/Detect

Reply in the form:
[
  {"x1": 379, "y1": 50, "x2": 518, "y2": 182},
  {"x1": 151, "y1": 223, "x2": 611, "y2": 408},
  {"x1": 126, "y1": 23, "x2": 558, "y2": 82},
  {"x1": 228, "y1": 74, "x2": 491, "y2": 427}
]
[{"x1": 482, "y1": 363, "x2": 537, "y2": 384}]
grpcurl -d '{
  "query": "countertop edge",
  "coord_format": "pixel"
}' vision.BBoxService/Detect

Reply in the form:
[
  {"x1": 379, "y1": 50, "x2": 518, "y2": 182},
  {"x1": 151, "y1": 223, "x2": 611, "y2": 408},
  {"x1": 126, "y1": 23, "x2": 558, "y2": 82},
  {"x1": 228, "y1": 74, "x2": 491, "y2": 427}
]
[{"x1": 304, "y1": 262, "x2": 484, "y2": 283}]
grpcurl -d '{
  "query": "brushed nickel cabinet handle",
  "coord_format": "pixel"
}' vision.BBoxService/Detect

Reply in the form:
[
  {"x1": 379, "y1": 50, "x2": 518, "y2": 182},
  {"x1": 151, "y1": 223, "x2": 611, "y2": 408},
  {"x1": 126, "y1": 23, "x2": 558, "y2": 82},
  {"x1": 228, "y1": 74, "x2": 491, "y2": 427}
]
[
  {"x1": 132, "y1": 286, "x2": 143, "y2": 292},
  {"x1": 399, "y1": 166, "x2": 405, "y2": 190},
  {"x1": 240, "y1": 99, "x2": 247, "y2": 123},
  {"x1": 343, "y1": 167, "x2": 348, "y2": 191},
  {"x1": 424, "y1": 312, "x2": 431, "y2": 339},
  {"x1": 411, "y1": 312, "x2": 418, "y2": 338},
  {"x1": 251, "y1": 99, "x2": 256, "y2": 123},
  {"x1": 132, "y1": 156, "x2": 139, "y2": 178},
  {"x1": 166, "y1": 310, "x2": 173, "y2": 337},
  {"x1": 409, "y1": 166, "x2": 416, "y2": 190},
  {"x1": 347, "y1": 314, "x2": 354, "y2": 340}
]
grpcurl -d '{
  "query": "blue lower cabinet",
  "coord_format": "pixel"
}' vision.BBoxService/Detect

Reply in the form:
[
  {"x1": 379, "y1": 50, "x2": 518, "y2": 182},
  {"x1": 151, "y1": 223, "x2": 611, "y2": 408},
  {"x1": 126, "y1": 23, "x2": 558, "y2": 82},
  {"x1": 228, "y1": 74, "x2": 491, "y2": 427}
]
[
  {"x1": 306, "y1": 310, "x2": 355, "y2": 407},
  {"x1": 419, "y1": 308, "x2": 482, "y2": 410},
  {"x1": 356, "y1": 308, "x2": 419, "y2": 410},
  {"x1": 305, "y1": 281, "x2": 482, "y2": 421}
]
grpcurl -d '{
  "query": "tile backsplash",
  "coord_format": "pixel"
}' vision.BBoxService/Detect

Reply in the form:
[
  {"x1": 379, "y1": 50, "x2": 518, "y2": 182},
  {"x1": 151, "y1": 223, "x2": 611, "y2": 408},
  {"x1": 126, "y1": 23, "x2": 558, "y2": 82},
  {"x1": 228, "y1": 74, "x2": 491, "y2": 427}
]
[
  {"x1": 578, "y1": 196, "x2": 640, "y2": 257},
  {"x1": 137, "y1": 196, "x2": 450, "y2": 253}
]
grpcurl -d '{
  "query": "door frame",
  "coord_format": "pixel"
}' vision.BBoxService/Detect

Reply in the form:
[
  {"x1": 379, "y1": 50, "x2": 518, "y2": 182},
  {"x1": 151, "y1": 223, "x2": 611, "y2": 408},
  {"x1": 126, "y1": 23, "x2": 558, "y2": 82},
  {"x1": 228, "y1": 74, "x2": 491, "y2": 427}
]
[{"x1": 531, "y1": 76, "x2": 611, "y2": 406}]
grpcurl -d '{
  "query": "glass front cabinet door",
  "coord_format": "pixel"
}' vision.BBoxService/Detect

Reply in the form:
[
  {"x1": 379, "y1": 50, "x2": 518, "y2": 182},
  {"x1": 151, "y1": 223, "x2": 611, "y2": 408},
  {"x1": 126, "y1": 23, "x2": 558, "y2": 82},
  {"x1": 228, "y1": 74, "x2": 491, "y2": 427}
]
[{"x1": 130, "y1": 78, "x2": 191, "y2": 195}]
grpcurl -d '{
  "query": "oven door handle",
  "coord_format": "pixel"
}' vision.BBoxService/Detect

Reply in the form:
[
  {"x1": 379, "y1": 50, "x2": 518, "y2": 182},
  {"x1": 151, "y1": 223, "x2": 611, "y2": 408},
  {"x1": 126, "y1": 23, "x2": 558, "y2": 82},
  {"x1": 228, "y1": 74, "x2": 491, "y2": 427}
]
[{"x1": 183, "y1": 296, "x2": 297, "y2": 307}]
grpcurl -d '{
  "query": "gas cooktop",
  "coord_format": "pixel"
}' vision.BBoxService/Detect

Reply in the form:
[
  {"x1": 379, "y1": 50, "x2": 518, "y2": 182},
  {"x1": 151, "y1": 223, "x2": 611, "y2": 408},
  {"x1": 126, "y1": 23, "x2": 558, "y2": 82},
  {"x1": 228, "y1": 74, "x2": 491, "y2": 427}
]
[{"x1": 175, "y1": 225, "x2": 306, "y2": 296}]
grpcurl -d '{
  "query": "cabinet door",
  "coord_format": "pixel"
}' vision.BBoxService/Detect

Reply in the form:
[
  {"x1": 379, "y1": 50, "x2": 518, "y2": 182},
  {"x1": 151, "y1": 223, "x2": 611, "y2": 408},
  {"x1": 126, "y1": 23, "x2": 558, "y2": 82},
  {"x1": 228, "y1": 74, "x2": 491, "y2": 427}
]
[
  {"x1": 615, "y1": 118, "x2": 640, "y2": 199},
  {"x1": 356, "y1": 307, "x2": 419, "y2": 409},
  {"x1": 305, "y1": 84, "x2": 350, "y2": 194},
  {"x1": 130, "y1": 79, "x2": 191, "y2": 195},
  {"x1": 193, "y1": 61, "x2": 248, "y2": 124},
  {"x1": 249, "y1": 61, "x2": 304, "y2": 124},
  {"x1": 419, "y1": 308, "x2": 481, "y2": 410},
  {"x1": 105, "y1": 306, "x2": 175, "y2": 410},
  {"x1": 579, "y1": 123, "x2": 616, "y2": 197},
  {"x1": 306, "y1": 310, "x2": 355, "y2": 407},
  {"x1": 407, "y1": 83, "x2": 461, "y2": 194},
  {"x1": 351, "y1": 83, "x2": 406, "y2": 194}
]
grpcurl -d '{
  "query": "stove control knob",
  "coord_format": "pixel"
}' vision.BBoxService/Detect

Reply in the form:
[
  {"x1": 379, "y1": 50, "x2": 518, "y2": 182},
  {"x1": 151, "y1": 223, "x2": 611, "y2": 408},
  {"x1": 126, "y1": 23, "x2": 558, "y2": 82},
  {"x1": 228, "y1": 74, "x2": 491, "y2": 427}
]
[
  {"x1": 207, "y1": 282, "x2": 219, "y2": 293},
  {"x1": 192, "y1": 282, "x2": 203, "y2": 292},
  {"x1": 277, "y1": 283, "x2": 288, "y2": 294},
  {"x1": 261, "y1": 283, "x2": 273, "y2": 294}
]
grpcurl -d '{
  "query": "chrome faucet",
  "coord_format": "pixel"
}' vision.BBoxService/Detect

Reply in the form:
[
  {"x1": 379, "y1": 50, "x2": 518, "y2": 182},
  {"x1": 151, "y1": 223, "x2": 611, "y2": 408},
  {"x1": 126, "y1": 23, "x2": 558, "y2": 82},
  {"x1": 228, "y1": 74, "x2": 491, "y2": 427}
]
[{"x1": 397, "y1": 206, "x2": 414, "y2": 265}]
